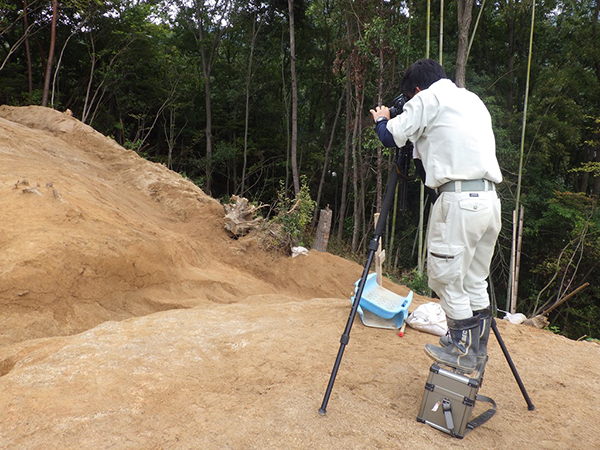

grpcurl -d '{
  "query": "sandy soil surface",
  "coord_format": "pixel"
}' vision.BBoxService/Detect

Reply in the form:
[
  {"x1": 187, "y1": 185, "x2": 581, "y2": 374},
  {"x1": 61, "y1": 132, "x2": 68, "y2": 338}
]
[{"x1": 0, "y1": 105, "x2": 598, "y2": 449}]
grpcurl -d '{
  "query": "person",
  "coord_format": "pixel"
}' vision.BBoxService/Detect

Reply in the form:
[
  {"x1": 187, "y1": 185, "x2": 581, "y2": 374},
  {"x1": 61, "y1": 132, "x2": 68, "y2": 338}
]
[{"x1": 369, "y1": 59, "x2": 502, "y2": 373}]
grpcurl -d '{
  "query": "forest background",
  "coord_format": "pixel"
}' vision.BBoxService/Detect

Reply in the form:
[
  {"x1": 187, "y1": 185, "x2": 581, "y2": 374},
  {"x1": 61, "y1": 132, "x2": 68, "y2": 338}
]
[{"x1": 1, "y1": 0, "x2": 599, "y2": 340}]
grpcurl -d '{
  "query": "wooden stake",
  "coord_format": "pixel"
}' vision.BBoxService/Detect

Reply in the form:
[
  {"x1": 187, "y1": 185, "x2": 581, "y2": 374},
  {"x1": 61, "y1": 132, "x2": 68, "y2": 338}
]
[
  {"x1": 398, "y1": 321, "x2": 407, "y2": 337},
  {"x1": 374, "y1": 213, "x2": 385, "y2": 286}
]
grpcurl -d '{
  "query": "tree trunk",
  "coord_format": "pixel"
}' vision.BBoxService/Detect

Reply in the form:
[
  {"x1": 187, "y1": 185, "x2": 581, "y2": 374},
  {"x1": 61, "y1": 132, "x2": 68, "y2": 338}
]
[
  {"x1": 579, "y1": 147, "x2": 593, "y2": 193},
  {"x1": 82, "y1": 35, "x2": 132, "y2": 125},
  {"x1": 505, "y1": 0, "x2": 516, "y2": 109},
  {"x1": 82, "y1": 35, "x2": 96, "y2": 123},
  {"x1": 241, "y1": 16, "x2": 261, "y2": 197},
  {"x1": 51, "y1": 23, "x2": 83, "y2": 107},
  {"x1": 593, "y1": 145, "x2": 600, "y2": 197},
  {"x1": 337, "y1": 73, "x2": 351, "y2": 244},
  {"x1": 23, "y1": 0, "x2": 33, "y2": 94},
  {"x1": 313, "y1": 207, "x2": 333, "y2": 252},
  {"x1": 313, "y1": 91, "x2": 343, "y2": 226},
  {"x1": 281, "y1": 31, "x2": 291, "y2": 193},
  {"x1": 376, "y1": 44, "x2": 384, "y2": 212},
  {"x1": 351, "y1": 84, "x2": 363, "y2": 253},
  {"x1": 194, "y1": 0, "x2": 230, "y2": 195},
  {"x1": 41, "y1": 0, "x2": 58, "y2": 107},
  {"x1": 455, "y1": 0, "x2": 474, "y2": 88},
  {"x1": 199, "y1": 29, "x2": 213, "y2": 195},
  {"x1": 594, "y1": 0, "x2": 600, "y2": 82},
  {"x1": 288, "y1": 0, "x2": 300, "y2": 195},
  {"x1": 165, "y1": 108, "x2": 175, "y2": 170},
  {"x1": 357, "y1": 90, "x2": 367, "y2": 251},
  {"x1": 591, "y1": 0, "x2": 600, "y2": 196}
]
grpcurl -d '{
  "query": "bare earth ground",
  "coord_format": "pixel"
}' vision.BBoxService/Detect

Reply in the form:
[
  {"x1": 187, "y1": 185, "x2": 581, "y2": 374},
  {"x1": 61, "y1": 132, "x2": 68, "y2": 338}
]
[{"x1": 0, "y1": 105, "x2": 598, "y2": 449}]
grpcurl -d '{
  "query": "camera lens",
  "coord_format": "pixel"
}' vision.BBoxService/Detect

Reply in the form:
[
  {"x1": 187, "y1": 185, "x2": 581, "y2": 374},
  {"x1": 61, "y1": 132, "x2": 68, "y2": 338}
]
[{"x1": 388, "y1": 93, "x2": 408, "y2": 119}]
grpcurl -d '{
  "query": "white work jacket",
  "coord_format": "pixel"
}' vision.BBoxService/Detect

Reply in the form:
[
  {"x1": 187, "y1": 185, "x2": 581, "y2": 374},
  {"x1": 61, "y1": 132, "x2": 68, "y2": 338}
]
[{"x1": 386, "y1": 79, "x2": 502, "y2": 189}]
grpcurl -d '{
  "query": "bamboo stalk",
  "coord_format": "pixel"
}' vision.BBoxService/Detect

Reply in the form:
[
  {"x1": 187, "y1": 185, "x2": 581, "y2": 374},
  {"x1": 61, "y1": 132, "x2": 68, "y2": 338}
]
[
  {"x1": 515, "y1": 2, "x2": 535, "y2": 213},
  {"x1": 388, "y1": 183, "x2": 399, "y2": 272},
  {"x1": 509, "y1": 209, "x2": 518, "y2": 314},
  {"x1": 467, "y1": 0, "x2": 486, "y2": 60},
  {"x1": 541, "y1": 282, "x2": 590, "y2": 316},
  {"x1": 509, "y1": 1, "x2": 535, "y2": 314},
  {"x1": 513, "y1": 205, "x2": 525, "y2": 312},
  {"x1": 439, "y1": 0, "x2": 444, "y2": 64},
  {"x1": 417, "y1": 184, "x2": 425, "y2": 274},
  {"x1": 426, "y1": 0, "x2": 431, "y2": 57},
  {"x1": 418, "y1": 0, "x2": 431, "y2": 274}
]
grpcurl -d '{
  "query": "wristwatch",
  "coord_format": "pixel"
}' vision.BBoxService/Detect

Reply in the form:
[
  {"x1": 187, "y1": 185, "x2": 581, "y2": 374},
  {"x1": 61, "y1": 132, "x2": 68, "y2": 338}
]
[{"x1": 376, "y1": 116, "x2": 387, "y2": 124}]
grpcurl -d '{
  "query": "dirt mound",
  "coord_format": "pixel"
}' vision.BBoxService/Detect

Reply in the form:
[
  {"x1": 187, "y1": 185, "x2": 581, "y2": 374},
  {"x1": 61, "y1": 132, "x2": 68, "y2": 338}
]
[
  {"x1": 0, "y1": 106, "x2": 598, "y2": 449},
  {"x1": 0, "y1": 105, "x2": 361, "y2": 346}
]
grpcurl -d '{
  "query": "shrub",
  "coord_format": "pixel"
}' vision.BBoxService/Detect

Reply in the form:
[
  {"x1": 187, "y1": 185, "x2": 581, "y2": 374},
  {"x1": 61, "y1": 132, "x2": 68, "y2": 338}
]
[{"x1": 259, "y1": 177, "x2": 316, "y2": 253}]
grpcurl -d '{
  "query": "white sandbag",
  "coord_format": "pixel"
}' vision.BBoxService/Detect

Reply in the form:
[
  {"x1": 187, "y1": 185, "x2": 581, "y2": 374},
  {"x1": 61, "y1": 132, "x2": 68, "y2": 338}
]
[
  {"x1": 291, "y1": 246, "x2": 309, "y2": 258},
  {"x1": 406, "y1": 302, "x2": 448, "y2": 336},
  {"x1": 503, "y1": 312, "x2": 527, "y2": 324}
]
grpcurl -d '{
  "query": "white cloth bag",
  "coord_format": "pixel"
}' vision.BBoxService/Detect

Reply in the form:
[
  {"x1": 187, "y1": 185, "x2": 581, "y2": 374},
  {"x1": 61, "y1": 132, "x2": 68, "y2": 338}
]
[{"x1": 406, "y1": 302, "x2": 448, "y2": 336}]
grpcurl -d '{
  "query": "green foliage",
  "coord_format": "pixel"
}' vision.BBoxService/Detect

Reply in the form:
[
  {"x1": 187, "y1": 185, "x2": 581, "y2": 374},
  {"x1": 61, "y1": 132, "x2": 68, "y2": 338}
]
[
  {"x1": 571, "y1": 162, "x2": 600, "y2": 178},
  {"x1": 517, "y1": 190, "x2": 600, "y2": 339},
  {"x1": 400, "y1": 269, "x2": 430, "y2": 297},
  {"x1": 541, "y1": 192, "x2": 597, "y2": 233},
  {"x1": 546, "y1": 325, "x2": 561, "y2": 335},
  {"x1": 257, "y1": 176, "x2": 316, "y2": 254},
  {"x1": 561, "y1": 298, "x2": 600, "y2": 342},
  {"x1": 123, "y1": 139, "x2": 145, "y2": 153},
  {"x1": 272, "y1": 176, "x2": 316, "y2": 247}
]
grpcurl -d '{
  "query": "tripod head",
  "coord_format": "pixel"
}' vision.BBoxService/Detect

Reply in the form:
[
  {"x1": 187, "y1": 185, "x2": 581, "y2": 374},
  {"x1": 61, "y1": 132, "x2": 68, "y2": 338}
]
[
  {"x1": 394, "y1": 142, "x2": 414, "y2": 212},
  {"x1": 395, "y1": 142, "x2": 413, "y2": 176},
  {"x1": 394, "y1": 142, "x2": 439, "y2": 206}
]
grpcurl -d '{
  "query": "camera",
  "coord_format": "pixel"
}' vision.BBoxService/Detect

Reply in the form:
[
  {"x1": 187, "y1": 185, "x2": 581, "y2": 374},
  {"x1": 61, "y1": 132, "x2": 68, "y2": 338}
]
[{"x1": 389, "y1": 93, "x2": 408, "y2": 118}]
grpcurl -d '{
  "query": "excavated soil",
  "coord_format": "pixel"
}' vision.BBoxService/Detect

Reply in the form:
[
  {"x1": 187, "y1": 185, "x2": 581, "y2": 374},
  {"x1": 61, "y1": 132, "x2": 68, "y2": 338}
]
[{"x1": 0, "y1": 106, "x2": 598, "y2": 449}]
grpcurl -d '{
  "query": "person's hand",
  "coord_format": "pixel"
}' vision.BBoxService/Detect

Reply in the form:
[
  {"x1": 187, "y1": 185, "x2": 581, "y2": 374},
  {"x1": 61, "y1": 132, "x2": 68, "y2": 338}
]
[{"x1": 369, "y1": 105, "x2": 390, "y2": 123}]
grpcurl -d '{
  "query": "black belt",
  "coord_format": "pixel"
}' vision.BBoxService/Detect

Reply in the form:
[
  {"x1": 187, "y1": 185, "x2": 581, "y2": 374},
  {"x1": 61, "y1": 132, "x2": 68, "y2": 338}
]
[{"x1": 438, "y1": 179, "x2": 495, "y2": 193}]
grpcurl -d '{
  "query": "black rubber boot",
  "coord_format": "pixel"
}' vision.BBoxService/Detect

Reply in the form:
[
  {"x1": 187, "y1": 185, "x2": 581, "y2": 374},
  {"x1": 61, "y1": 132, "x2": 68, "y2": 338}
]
[
  {"x1": 439, "y1": 308, "x2": 491, "y2": 361},
  {"x1": 425, "y1": 315, "x2": 480, "y2": 373}
]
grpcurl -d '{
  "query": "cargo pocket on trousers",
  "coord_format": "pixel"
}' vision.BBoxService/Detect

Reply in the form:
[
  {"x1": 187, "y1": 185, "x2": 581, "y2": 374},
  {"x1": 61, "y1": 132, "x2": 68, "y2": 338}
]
[
  {"x1": 459, "y1": 198, "x2": 490, "y2": 212},
  {"x1": 427, "y1": 242, "x2": 464, "y2": 285}
]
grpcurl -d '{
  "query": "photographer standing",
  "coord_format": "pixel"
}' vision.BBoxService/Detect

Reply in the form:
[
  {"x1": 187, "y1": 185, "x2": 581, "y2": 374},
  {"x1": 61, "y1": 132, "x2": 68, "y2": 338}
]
[{"x1": 370, "y1": 59, "x2": 502, "y2": 373}]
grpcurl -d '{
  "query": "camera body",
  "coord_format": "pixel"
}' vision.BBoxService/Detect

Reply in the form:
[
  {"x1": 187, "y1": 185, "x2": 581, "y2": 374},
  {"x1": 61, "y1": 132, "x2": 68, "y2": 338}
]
[{"x1": 389, "y1": 93, "x2": 409, "y2": 118}]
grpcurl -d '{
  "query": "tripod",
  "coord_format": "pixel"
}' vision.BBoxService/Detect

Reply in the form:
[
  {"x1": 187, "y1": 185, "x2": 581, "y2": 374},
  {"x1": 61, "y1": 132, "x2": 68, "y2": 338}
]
[
  {"x1": 318, "y1": 145, "x2": 410, "y2": 415},
  {"x1": 491, "y1": 317, "x2": 535, "y2": 410},
  {"x1": 318, "y1": 145, "x2": 535, "y2": 415}
]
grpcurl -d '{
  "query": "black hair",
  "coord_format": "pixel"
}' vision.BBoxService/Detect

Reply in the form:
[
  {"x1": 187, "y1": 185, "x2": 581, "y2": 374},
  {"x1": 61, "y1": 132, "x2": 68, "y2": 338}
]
[{"x1": 401, "y1": 59, "x2": 447, "y2": 98}]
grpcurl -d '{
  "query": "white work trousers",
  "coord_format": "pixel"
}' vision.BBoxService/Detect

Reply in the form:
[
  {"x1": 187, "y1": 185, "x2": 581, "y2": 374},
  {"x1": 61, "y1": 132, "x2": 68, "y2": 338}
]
[{"x1": 427, "y1": 190, "x2": 501, "y2": 320}]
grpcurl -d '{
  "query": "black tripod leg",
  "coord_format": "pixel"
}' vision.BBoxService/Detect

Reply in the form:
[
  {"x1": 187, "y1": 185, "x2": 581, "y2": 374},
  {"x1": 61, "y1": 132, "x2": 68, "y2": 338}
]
[
  {"x1": 319, "y1": 167, "x2": 400, "y2": 415},
  {"x1": 491, "y1": 318, "x2": 535, "y2": 411}
]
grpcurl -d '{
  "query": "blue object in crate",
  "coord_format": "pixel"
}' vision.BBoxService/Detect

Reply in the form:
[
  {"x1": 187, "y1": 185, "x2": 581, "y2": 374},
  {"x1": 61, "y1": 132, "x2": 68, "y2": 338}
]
[{"x1": 351, "y1": 273, "x2": 413, "y2": 329}]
